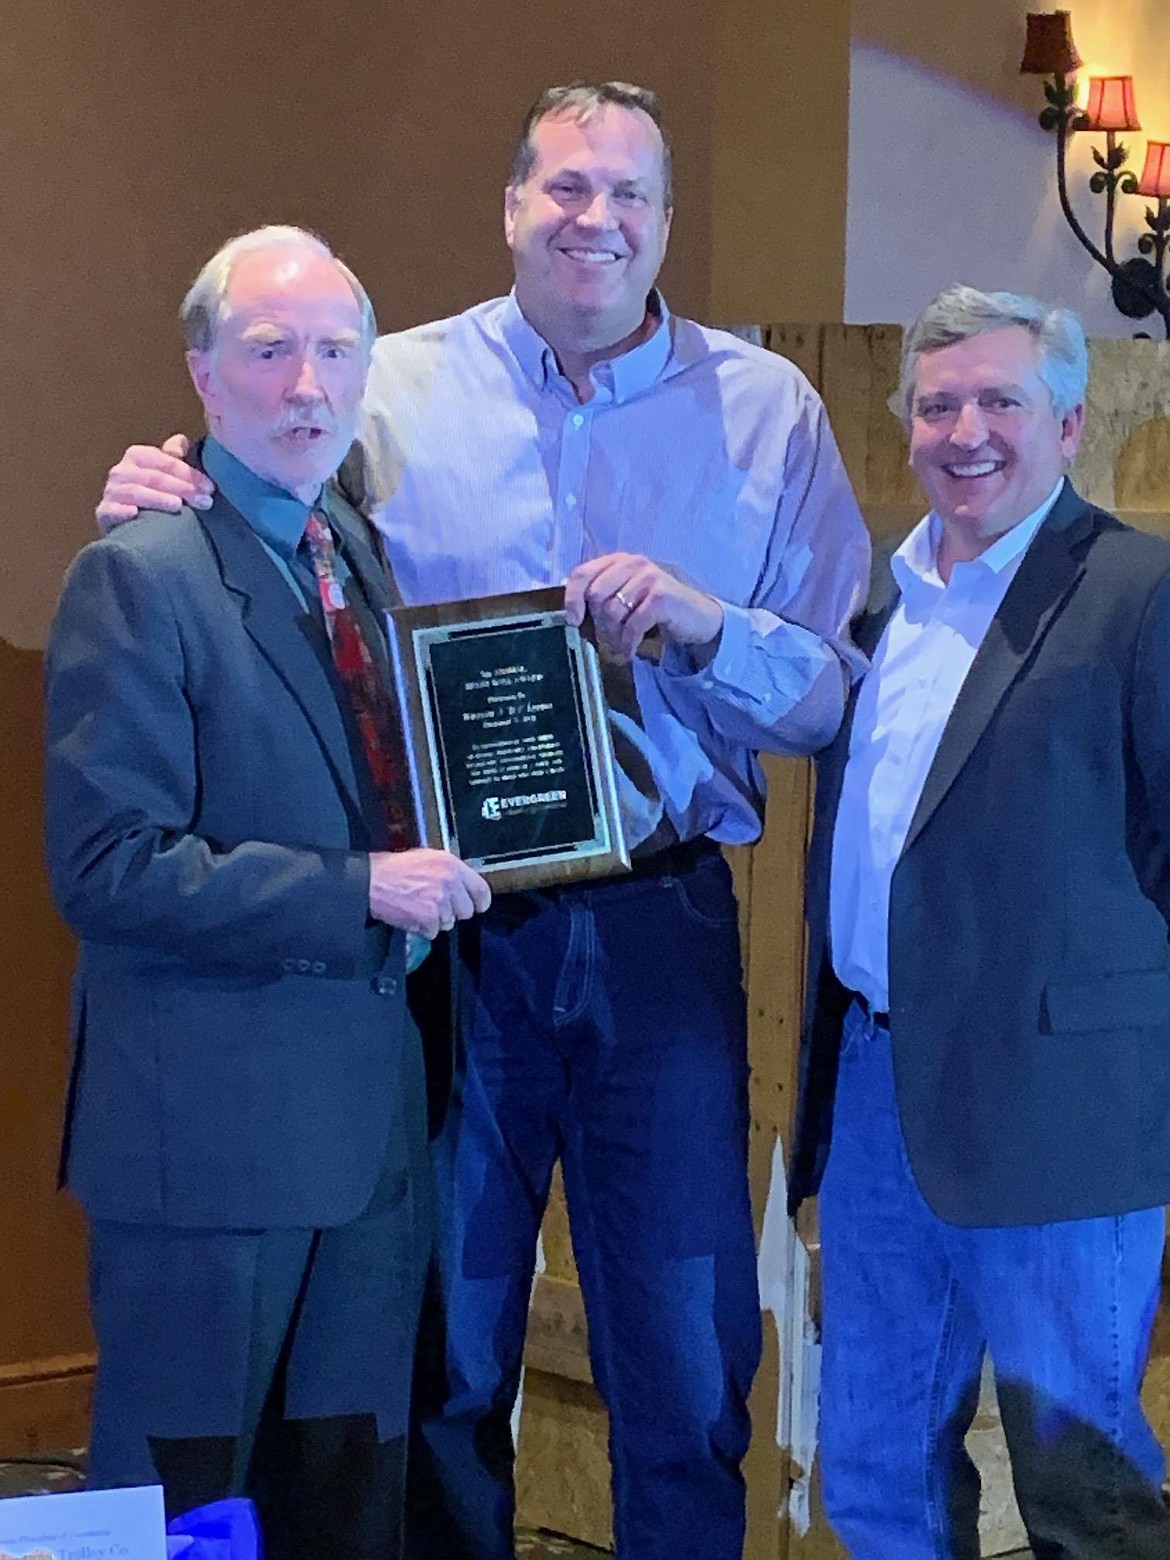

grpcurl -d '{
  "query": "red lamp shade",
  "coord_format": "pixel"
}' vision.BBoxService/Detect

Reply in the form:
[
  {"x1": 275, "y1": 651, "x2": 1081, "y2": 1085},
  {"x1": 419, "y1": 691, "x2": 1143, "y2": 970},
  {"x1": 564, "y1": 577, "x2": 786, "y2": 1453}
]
[
  {"x1": 1020, "y1": 11, "x2": 1083, "y2": 75},
  {"x1": 1083, "y1": 76, "x2": 1141, "y2": 132},
  {"x1": 1136, "y1": 142, "x2": 1170, "y2": 198}
]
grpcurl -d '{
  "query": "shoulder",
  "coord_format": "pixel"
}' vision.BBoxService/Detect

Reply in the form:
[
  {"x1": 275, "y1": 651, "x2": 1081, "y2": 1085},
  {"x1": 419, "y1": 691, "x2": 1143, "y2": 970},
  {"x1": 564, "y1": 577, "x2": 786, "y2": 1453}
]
[
  {"x1": 62, "y1": 507, "x2": 210, "y2": 585},
  {"x1": 369, "y1": 297, "x2": 505, "y2": 375},
  {"x1": 1075, "y1": 502, "x2": 1170, "y2": 592},
  {"x1": 668, "y1": 314, "x2": 820, "y2": 399}
]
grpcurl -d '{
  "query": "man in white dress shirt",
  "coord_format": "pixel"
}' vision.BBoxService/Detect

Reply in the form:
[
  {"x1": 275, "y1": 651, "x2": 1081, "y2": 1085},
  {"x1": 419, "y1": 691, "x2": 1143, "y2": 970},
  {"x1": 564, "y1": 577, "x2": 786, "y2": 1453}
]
[{"x1": 790, "y1": 285, "x2": 1170, "y2": 1558}]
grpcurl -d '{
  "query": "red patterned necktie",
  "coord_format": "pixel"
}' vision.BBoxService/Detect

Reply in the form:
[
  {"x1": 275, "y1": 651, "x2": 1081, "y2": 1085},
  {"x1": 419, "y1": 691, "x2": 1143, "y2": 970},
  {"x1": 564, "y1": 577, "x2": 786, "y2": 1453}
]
[{"x1": 302, "y1": 512, "x2": 413, "y2": 851}]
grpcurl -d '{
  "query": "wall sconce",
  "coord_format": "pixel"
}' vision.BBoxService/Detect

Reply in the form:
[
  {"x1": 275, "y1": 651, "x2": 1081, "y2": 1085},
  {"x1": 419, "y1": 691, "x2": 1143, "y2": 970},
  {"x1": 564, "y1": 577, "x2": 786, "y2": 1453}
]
[{"x1": 1021, "y1": 10, "x2": 1170, "y2": 338}]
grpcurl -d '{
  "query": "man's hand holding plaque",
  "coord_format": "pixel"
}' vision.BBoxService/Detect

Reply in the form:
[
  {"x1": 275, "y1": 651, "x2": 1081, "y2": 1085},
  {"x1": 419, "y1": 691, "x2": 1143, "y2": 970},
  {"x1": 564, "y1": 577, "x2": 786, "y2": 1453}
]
[
  {"x1": 368, "y1": 848, "x2": 492, "y2": 937},
  {"x1": 564, "y1": 550, "x2": 724, "y2": 666}
]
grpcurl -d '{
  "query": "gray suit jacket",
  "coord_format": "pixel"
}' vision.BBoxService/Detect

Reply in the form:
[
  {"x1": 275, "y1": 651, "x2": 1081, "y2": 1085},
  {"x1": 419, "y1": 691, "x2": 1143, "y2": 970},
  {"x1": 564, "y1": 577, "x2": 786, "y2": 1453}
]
[
  {"x1": 45, "y1": 476, "x2": 414, "y2": 1229},
  {"x1": 790, "y1": 481, "x2": 1170, "y2": 1225}
]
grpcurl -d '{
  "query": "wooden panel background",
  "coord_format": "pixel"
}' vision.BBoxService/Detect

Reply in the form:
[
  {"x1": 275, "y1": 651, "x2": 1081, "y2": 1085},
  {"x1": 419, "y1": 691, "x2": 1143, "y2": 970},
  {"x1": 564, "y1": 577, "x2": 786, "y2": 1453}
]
[{"x1": 515, "y1": 325, "x2": 1170, "y2": 1558}]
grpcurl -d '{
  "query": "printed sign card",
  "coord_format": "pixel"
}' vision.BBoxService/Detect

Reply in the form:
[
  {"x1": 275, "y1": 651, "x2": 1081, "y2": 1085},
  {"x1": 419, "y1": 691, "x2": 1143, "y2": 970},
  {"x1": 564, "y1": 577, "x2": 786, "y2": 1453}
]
[{"x1": 0, "y1": 1485, "x2": 166, "y2": 1560}]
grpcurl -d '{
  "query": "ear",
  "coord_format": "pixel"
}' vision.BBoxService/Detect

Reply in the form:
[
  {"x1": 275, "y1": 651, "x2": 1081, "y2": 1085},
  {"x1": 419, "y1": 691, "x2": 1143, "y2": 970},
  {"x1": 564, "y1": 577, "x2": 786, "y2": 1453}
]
[
  {"x1": 186, "y1": 348, "x2": 215, "y2": 410},
  {"x1": 1059, "y1": 402, "x2": 1085, "y2": 463},
  {"x1": 503, "y1": 183, "x2": 519, "y2": 248}
]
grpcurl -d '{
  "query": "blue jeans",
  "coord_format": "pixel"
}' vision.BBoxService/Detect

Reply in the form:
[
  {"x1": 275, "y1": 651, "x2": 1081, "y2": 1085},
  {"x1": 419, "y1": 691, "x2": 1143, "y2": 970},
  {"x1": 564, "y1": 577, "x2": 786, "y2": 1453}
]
[
  {"x1": 407, "y1": 848, "x2": 761, "y2": 1560},
  {"x1": 818, "y1": 1002, "x2": 1169, "y2": 1560}
]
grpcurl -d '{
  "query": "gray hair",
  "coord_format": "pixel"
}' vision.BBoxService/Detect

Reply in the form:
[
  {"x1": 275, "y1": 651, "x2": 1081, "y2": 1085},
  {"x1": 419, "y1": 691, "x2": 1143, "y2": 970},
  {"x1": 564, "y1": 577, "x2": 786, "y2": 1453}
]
[
  {"x1": 508, "y1": 80, "x2": 673, "y2": 212},
  {"x1": 894, "y1": 285, "x2": 1088, "y2": 423},
  {"x1": 180, "y1": 224, "x2": 377, "y2": 353}
]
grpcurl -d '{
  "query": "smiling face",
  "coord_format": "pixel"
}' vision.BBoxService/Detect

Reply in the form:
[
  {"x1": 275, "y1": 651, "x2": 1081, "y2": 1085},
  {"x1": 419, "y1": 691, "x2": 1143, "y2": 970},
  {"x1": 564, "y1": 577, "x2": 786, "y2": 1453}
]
[
  {"x1": 504, "y1": 103, "x2": 672, "y2": 361},
  {"x1": 186, "y1": 245, "x2": 369, "y2": 502},
  {"x1": 908, "y1": 326, "x2": 1084, "y2": 557}
]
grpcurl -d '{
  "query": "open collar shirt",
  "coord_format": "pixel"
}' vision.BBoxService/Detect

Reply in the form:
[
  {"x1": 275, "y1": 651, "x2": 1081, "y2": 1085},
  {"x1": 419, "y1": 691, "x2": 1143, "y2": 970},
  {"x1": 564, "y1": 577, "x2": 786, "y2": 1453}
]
[{"x1": 830, "y1": 482, "x2": 1063, "y2": 1010}]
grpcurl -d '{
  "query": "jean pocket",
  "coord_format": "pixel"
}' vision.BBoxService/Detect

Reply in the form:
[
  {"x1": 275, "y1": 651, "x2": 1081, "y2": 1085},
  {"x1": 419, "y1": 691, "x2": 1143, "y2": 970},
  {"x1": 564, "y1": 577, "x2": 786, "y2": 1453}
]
[{"x1": 669, "y1": 861, "x2": 738, "y2": 929}]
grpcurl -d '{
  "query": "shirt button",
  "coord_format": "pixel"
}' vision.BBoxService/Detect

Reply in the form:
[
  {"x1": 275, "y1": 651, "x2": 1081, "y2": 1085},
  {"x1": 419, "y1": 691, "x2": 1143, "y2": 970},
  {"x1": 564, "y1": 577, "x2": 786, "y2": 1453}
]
[
  {"x1": 571, "y1": 413, "x2": 585, "y2": 428},
  {"x1": 564, "y1": 493, "x2": 577, "y2": 509}
]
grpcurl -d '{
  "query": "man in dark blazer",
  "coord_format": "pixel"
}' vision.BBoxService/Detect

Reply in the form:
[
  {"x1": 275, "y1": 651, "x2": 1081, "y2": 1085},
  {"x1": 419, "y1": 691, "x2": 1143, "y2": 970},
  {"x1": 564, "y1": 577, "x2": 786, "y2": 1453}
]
[
  {"x1": 789, "y1": 285, "x2": 1170, "y2": 1557},
  {"x1": 44, "y1": 226, "x2": 490, "y2": 1560}
]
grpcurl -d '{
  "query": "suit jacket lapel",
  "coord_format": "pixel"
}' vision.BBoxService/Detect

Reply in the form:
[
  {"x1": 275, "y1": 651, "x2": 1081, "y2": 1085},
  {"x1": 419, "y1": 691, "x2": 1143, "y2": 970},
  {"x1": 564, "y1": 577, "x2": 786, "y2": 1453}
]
[
  {"x1": 902, "y1": 482, "x2": 1096, "y2": 854},
  {"x1": 198, "y1": 493, "x2": 365, "y2": 817}
]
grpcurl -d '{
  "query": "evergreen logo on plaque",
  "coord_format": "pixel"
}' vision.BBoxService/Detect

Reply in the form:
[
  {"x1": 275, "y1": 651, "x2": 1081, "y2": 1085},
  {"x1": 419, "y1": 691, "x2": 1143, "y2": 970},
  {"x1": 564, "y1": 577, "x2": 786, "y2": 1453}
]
[{"x1": 388, "y1": 587, "x2": 630, "y2": 890}]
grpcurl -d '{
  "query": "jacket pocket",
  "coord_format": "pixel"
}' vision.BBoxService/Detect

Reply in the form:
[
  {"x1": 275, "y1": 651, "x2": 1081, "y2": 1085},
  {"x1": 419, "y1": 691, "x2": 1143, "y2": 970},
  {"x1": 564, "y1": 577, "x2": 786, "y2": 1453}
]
[{"x1": 1042, "y1": 968, "x2": 1170, "y2": 1033}]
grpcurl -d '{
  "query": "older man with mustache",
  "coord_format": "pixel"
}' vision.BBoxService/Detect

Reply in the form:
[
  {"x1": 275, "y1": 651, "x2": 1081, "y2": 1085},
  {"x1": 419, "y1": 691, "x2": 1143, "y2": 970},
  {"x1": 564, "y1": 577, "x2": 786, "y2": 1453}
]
[{"x1": 47, "y1": 225, "x2": 490, "y2": 1560}]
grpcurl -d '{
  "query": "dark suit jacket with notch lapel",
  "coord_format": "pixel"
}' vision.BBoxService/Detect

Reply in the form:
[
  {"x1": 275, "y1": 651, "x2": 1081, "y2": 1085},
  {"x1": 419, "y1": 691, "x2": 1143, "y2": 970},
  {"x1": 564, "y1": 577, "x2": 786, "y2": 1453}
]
[
  {"x1": 45, "y1": 454, "x2": 414, "y2": 1231},
  {"x1": 789, "y1": 480, "x2": 1170, "y2": 1227}
]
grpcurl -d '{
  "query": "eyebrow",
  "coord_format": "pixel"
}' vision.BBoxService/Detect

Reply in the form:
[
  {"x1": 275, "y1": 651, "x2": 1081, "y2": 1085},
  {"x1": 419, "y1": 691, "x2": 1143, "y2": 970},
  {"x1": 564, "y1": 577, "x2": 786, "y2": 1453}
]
[
  {"x1": 240, "y1": 323, "x2": 287, "y2": 343},
  {"x1": 237, "y1": 324, "x2": 362, "y2": 348},
  {"x1": 916, "y1": 382, "x2": 1032, "y2": 404}
]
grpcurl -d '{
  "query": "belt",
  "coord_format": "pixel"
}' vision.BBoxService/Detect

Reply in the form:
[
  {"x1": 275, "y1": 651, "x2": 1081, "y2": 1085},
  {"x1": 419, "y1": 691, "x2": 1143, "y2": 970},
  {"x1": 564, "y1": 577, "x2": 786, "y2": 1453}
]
[
  {"x1": 503, "y1": 836, "x2": 719, "y2": 911},
  {"x1": 851, "y1": 992, "x2": 889, "y2": 1030},
  {"x1": 627, "y1": 836, "x2": 720, "y2": 880}
]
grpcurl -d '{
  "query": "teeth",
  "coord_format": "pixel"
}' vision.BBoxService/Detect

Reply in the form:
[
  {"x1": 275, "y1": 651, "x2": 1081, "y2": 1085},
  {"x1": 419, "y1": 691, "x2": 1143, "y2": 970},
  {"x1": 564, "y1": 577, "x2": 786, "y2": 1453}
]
[
  {"x1": 946, "y1": 461, "x2": 1000, "y2": 478},
  {"x1": 563, "y1": 249, "x2": 618, "y2": 264}
]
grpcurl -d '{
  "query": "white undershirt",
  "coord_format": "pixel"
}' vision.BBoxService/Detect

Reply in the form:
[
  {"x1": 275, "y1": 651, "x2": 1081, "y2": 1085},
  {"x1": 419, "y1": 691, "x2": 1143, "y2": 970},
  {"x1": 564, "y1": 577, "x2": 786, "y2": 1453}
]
[{"x1": 829, "y1": 483, "x2": 1062, "y2": 1010}]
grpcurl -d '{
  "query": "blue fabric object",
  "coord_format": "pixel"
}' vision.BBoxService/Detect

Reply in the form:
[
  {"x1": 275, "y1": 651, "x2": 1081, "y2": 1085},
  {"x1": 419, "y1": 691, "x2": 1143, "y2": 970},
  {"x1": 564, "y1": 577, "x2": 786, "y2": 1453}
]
[
  {"x1": 166, "y1": 1497, "x2": 262, "y2": 1560},
  {"x1": 817, "y1": 1001, "x2": 1170, "y2": 1558},
  {"x1": 413, "y1": 849, "x2": 761, "y2": 1558}
]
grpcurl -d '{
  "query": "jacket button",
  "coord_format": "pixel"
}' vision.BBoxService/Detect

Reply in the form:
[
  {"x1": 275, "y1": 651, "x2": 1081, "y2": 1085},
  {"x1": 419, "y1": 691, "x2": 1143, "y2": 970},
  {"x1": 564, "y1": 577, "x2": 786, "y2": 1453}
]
[
  {"x1": 373, "y1": 975, "x2": 398, "y2": 997},
  {"x1": 281, "y1": 957, "x2": 297, "y2": 972},
  {"x1": 296, "y1": 958, "x2": 311, "y2": 973},
  {"x1": 311, "y1": 961, "x2": 326, "y2": 975}
]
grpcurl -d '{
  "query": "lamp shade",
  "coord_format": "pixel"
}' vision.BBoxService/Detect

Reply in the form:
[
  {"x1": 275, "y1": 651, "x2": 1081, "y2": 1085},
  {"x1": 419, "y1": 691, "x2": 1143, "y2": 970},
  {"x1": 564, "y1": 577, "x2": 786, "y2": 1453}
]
[
  {"x1": 1020, "y1": 11, "x2": 1083, "y2": 75},
  {"x1": 1136, "y1": 142, "x2": 1170, "y2": 198},
  {"x1": 1083, "y1": 76, "x2": 1141, "y2": 132}
]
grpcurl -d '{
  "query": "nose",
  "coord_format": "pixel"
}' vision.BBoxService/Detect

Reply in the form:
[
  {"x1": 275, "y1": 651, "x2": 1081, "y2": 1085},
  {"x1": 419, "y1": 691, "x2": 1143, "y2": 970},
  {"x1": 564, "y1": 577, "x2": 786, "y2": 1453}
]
[
  {"x1": 288, "y1": 355, "x2": 323, "y2": 403},
  {"x1": 950, "y1": 398, "x2": 989, "y2": 449},
  {"x1": 577, "y1": 190, "x2": 616, "y2": 231}
]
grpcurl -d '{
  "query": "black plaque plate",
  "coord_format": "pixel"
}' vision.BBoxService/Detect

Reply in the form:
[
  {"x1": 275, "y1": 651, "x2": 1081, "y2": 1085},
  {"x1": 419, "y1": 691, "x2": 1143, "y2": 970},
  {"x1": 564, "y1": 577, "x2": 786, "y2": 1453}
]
[{"x1": 388, "y1": 587, "x2": 629, "y2": 890}]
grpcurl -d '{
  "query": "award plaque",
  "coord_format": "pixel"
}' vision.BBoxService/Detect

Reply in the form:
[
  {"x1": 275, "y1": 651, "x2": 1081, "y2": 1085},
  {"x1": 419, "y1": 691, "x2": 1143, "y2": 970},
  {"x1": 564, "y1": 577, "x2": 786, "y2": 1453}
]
[{"x1": 387, "y1": 587, "x2": 630, "y2": 891}]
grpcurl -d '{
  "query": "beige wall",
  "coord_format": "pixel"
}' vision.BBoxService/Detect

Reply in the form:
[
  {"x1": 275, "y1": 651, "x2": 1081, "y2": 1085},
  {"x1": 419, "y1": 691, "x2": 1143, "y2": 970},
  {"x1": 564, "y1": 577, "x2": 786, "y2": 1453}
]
[
  {"x1": 846, "y1": 0, "x2": 1170, "y2": 332},
  {"x1": 2, "y1": 0, "x2": 730, "y2": 650},
  {"x1": 711, "y1": 0, "x2": 852, "y2": 324}
]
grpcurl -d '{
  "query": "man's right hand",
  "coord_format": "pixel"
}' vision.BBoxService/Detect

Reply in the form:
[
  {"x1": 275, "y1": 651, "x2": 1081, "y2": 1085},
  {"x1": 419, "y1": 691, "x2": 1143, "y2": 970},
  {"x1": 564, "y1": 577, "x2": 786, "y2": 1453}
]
[
  {"x1": 368, "y1": 848, "x2": 492, "y2": 939},
  {"x1": 97, "y1": 434, "x2": 215, "y2": 532}
]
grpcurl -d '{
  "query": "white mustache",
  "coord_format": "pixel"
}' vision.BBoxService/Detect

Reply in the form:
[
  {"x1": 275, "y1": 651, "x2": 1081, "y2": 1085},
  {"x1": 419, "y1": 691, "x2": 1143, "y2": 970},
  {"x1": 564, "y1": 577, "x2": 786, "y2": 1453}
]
[{"x1": 273, "y1": 411, "x2": 338, "y2": 435}]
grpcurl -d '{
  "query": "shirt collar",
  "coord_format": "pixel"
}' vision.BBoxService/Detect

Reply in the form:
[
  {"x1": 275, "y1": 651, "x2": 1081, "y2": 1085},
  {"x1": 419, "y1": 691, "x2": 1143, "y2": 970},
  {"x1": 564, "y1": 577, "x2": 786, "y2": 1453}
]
[
  {"x1": 202, "y1": 436, "x2": 322, "y2": 557},
  {"x1": 499, "y1": 288, "x2": 673, "y2": 403},
  {"x1": 891, "y1": 478, "x2": 1066, "y2": 595}
]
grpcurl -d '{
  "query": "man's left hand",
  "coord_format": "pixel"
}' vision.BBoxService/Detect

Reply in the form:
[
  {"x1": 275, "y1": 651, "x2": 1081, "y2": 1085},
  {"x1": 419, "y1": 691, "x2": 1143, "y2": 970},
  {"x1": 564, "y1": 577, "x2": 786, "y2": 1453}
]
[{"x1": 564, "y1": 552, "x2": 723, "y2": 665}]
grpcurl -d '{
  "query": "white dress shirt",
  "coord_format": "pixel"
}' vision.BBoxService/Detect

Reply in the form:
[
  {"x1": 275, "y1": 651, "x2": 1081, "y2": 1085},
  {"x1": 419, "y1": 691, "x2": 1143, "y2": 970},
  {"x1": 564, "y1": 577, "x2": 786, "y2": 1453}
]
[{"x1": 830, "y1": 484, "x2": 1063, "y2": 1010}]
